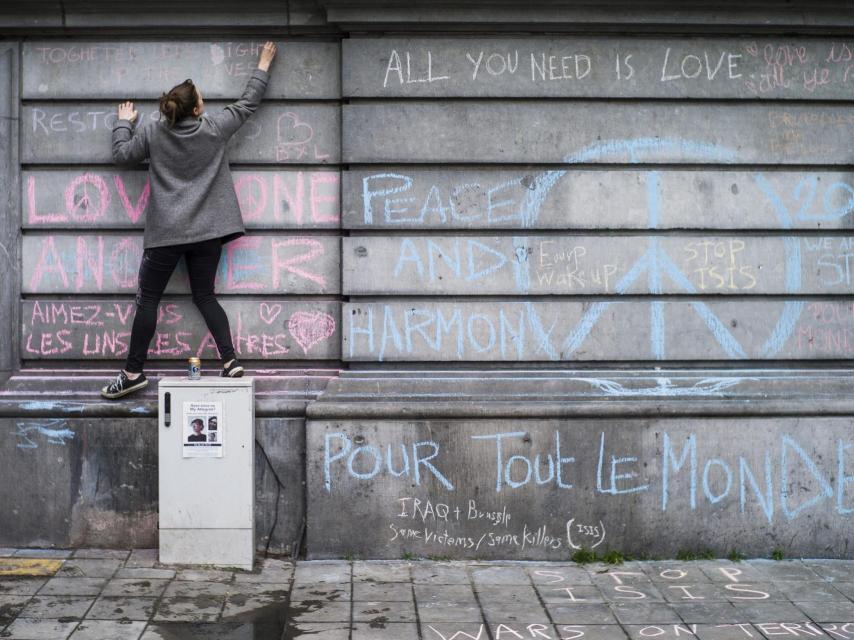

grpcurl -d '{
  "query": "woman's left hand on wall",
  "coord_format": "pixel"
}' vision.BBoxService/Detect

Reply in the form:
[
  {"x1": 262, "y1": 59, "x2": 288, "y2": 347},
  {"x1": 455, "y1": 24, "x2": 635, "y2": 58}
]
[{"x1": 117, "y1": 100, "x2": 138, "y2": 123}]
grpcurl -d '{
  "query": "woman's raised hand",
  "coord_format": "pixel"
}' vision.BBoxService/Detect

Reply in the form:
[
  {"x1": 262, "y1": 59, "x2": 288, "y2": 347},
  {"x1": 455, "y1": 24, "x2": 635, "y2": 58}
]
[
  {"x1": 258, "y1": 41, "x2": 277, "y2": 72},
  {"x1": 117, "y1": 101, "x2": 138, "y2": 123}
]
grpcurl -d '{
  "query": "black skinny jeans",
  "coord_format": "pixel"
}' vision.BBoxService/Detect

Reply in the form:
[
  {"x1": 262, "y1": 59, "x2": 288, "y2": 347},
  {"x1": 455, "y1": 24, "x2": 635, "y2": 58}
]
[{"x1": 124, "y1": 238, "x2": 236, "y2": 373}]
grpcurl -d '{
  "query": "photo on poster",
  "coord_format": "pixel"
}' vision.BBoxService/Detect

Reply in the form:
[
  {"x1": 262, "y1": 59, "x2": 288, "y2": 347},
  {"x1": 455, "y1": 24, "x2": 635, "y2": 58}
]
[{"x1": 182, "y1": 401, "x2": 224, "y2": 458}]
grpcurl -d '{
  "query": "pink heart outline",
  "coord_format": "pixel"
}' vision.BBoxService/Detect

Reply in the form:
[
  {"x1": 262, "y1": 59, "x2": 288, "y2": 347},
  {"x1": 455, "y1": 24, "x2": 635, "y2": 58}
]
[{"x1": 259, "y1": 302, "x2": 283, "y2": 325}]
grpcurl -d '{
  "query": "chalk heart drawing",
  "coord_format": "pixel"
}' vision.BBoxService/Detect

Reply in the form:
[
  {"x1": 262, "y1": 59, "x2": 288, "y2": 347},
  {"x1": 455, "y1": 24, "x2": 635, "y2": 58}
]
[
  {"x1": 288, "y1": 311, "x2": 336, "y2": 354},
  {"x1": 521, "y1": 138, "x2": 805, "y2": 360},
  {"x1": 277, "y1": 112, "x2": 314, "y2": 147},
  {"x1": 259, "y1": 302, "x2": 282, "y2": 325}
]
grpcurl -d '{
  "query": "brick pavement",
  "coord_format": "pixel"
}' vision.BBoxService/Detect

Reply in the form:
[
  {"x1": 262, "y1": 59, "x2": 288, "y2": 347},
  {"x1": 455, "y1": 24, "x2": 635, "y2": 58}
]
[{"x1": 0, "y1": 550, "x2": 853, "y2": 639}]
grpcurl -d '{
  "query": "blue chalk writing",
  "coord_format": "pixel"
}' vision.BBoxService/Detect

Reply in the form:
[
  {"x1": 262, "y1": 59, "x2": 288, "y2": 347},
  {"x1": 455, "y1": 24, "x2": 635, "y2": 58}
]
[
  {"x1": 739, "y1": 453, "x2": 774, "y2": 524},
  {"x1": 597, "y1": 431, "x2": 649, "y2": 495},
  {"x1": 662, "y1": 433, "x2": 697, "y2": 510},
  {"x1": 702, "y1": 458, "x2": 733, "y2": 504},
  {"x1": 781, "y1": 434, "x2": 834, "y2": 520}
]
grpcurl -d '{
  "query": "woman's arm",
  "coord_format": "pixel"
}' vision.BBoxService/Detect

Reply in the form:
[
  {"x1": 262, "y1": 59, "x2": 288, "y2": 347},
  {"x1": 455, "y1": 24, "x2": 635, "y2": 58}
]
[
  {"x1": 209, "y1": 41, "x2": 278, "y2": 140},
  {"x1": 112, "y1": 101, "x2": 150, "y2": 166}
]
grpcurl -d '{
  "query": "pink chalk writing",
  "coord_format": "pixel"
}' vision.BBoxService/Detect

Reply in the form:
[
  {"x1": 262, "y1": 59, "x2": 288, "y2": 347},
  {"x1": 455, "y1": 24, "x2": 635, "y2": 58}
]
[
  {"x1": 26, "y1": 170, "x2": 339, "y2": 227},
  {"x1": 113, "y1": 174, "x2": 150, "y2": 223},
  {"x1": 271, "y1": 237, "x2": 328, "y2": 289},
  {"x1": 22, "y1": 300, "x2": 338, "y2": 360},
  {"x1": 26, "y1": 234, "x2": 332, "y2": 294}
]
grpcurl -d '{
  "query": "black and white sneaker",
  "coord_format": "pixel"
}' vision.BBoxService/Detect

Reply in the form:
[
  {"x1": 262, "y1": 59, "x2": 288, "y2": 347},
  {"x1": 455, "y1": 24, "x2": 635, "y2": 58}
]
[
  {"x1": 101, "y1": 371, "x2": 148, "y2": 399},
  {"x1": 221, "y1": 359, "x2": 244, "y2": 378}
]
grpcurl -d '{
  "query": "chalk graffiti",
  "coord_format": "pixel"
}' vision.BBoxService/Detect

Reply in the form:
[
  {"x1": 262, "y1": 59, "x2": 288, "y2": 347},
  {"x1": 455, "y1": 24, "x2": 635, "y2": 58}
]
[
  {"x1": 14, "y1": 419, "x2": 75, "y2": 449},
  {"x1": 276, "y1": 112, "x2": 330, "y2": 161},
  {"x1": 22, "y1": 300, "x2": 339, "y2": 360},
  {"x1": 24, "y1": 234, "x2": 334, "y2": 294},
  {"x1": 26, "y1": 170, "x2": 339, "y2": 227},
  {"x1": 288, "y1": 311, "x2": 337, "y2": 354},
  {"x1": 371, "y1": 37, "x2": 854, "y2": 98},
  {"x1": 350, "y1": 137, "x2": 851, "y2": 361},
  {"x1": 322, "y1": 427, "x2": 854, "y2": 523}
]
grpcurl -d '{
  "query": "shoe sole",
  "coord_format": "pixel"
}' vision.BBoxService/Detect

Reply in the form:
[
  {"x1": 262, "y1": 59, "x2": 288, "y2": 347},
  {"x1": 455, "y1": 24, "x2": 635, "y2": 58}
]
[
  {"x1": 100, "y1": 378, "x2": 148, "y2": 400},
  {"x1": 226, "y1": 366, "x2": 244, "y2": 378}
]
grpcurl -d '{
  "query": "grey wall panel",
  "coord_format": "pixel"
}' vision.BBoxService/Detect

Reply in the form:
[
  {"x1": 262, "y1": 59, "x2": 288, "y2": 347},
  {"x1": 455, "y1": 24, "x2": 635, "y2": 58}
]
[
  {"x1": 0, "y1": 417, "x2": 158, "y2": 548},
  {"x1": 23, "y1": 298, "x2": 341, "y2": 360},
  {"x1": 23, "y1": 169, "x2": 341, "y2": 230},
  {"x1": 0, "y1": 415, "x2": 310, "y2": 550},
  {"x1": 23, "y1": 234, "x2": 341, "y2": 295},
  {"x1": 344, "y1": 37, "x2": 854, "y2": 100},
  {"x1": 343, "y1": 235, "x2": 854, "y2": 296},
  {"x1": 343, "y1": 299, "x2": 853, "y2": 361},
  {"x1": 343, "y1": 168, "x2": 854, "y2": 231},
  {"x1": 256, "y1": 418, "x2": 306, "y2": 556},
  {"x1": 0, "y1": 44, "x2": 19, "y2": 373},
  {"x1": 23, "y1": 40, "x2": 339, "y2": 99},
  {"x1": 343, "y1": 102, "x2": 854, "y2": 164},
  {"x1": 22, "y1": 102, "x2": 340, "y2": 164},
  {"x1": 325, "y1": 3, "x2": 854, "y2": 29},
  {"x1": 306, "y1": 417, "x2": 854, "y2": 559}
]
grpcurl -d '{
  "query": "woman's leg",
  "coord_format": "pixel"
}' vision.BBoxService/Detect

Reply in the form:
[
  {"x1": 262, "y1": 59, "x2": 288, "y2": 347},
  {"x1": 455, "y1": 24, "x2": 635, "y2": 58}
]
[
  {"x1": 124, "y1": 245, "x2": 183, "y2": 373},
  {"x1": 185, "y1": 238, "x2": 237, "y2": 364}
]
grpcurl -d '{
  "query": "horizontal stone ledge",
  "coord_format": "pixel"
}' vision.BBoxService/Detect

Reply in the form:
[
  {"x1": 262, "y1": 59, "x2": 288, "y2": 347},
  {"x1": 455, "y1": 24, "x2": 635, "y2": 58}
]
[
  {"x1": 23, "y1": 41, "x2": 339, "y2": 100},
  {"x1": 23, "y1": 233, "x2": 341, "y2": 295},
  {"x1": 308, "y1": 368, "x2": 854, "y2": 417},
  {"x1": 344, "y1": 36, "x2": 854, "y2": 100},
  {"x1": 0, "y1": 369, "x2": 337, "y2": 417},
  {"x1": 23, "y1": 298, "x2": 341, "y2": 360},
  {"x1": 343, "y1": 234, "x2": 852, "y2": 296},
  {"x1": 23, "y1": 102, "x2": 340, "y2": 164},
  {"x1": 343, "y1": 299, "x2": 854, "y2": 361},
  {"x1": 0, "y1": 398, "x2": 313, "y2": 418},
  {"x1": 24, "y1": 168, "x2": 341, "y2": 230},
  {"x1": 343, "y1": 168, "x2": 854, "y2": 230},
  {"x1": 306, "y1": 399, "x2": 854, "y2": 419},
  {"x1": 325, "y1": 4, "x2": 854, "y2": 29},
  {"x1": 343, "y1": 102, "x2": 854, "y2": 164}
]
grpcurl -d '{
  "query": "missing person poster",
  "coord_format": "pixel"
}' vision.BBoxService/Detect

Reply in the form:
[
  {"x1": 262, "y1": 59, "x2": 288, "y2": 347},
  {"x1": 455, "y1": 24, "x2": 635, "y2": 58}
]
[{"x1": 183, "y1": 401, "x2": 223, "y2": 458}]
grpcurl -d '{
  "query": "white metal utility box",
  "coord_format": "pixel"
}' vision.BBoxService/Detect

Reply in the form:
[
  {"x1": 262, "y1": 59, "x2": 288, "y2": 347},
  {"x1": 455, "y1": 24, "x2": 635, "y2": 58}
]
[{"x1": 158, "y1": 377, "x2": 255, "y2": 570}]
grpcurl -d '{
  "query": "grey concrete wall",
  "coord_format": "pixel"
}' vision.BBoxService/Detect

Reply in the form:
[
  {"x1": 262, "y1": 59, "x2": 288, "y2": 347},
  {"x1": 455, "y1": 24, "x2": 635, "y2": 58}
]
[
  {"x1": 306, "y1": 416, "x2": 854, "y2": 559},
  {"x1": 344, "y1": 235, "x2": 852, "y2": 295},
  {"x1": 343, "y1": 102, "x2": 854, "y2": 164},
  {"x1": 341, "y1": 34, "x2": 854, "y2": 368},
  {"x1": 343, "y1": 300, "x2": 854, "y2": 361},
  {"x1": 16, "y1": 37, "x2": 342, "y2": 368},
  {"x1": 0, "y1": 417, "x2": 159, "y2": 548},
  {"x1": 23, "y1": 102, "x2": 340, "y2": 164},
  {"x1": 23, "y1": 234, "x2": 340, "y2": 295},
  {"x1": 4, "y1": 15, "x2": 854, "y2": 560},
  {"x1": 24, "y1": 169, "x2": 340, "y2": 230},
  {"x1": 0, "y1": 44, "x2": 20, "y2": 375},
  {"x1": 22, "y1": 41, "x2": 339, "y2": 100},
  {"x1": 343, "y1": 168, "x2": 854, "y2": 230},
  {"x1": 0, "y1": 415, "x2": 306, "y2": 554},
  {"x1": 22, "y1": 298, "x2": 340, "y2": 360},
  {"x1": 344, "y1": 36, "x2": 854, "y2": 100}
]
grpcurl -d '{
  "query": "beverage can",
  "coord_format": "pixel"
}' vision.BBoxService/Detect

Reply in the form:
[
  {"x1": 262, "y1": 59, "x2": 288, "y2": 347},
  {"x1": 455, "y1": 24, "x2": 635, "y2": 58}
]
[{"x1": 188, "y1": 357, "x2": 201, "y2": 380}]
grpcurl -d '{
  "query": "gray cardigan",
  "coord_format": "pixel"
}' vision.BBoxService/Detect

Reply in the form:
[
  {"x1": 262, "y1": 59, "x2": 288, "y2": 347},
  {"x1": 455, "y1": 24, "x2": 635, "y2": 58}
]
[{"x1": 111, "y1": 67, "x2": 270, "y2": 249}]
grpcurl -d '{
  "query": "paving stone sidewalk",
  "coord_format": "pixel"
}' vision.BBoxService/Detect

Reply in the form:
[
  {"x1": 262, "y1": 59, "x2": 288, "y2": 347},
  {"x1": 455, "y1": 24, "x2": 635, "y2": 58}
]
[{"x1": 1, "y1": 549, "x2": 853, "y2": 639}]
